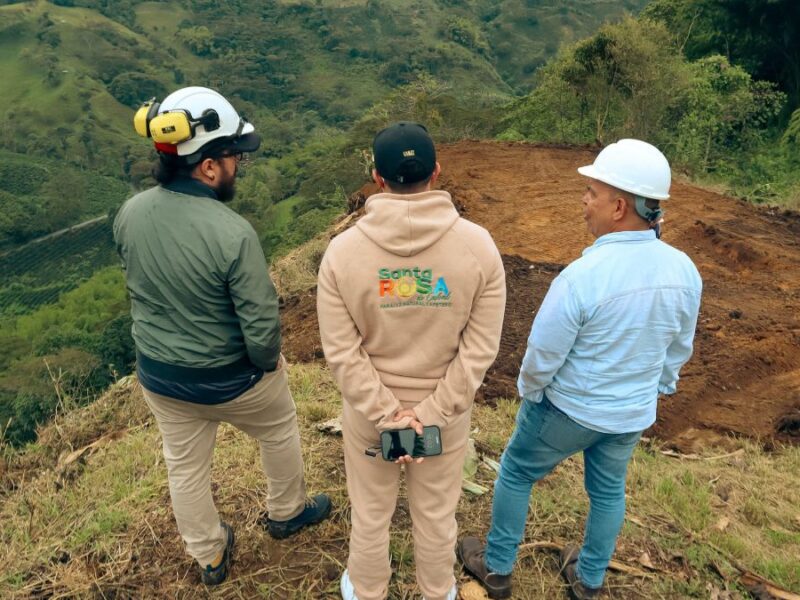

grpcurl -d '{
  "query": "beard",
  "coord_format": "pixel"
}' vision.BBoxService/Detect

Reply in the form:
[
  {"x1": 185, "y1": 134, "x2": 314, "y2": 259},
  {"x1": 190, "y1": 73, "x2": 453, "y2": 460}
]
[{"x1": 216, "y1": 172, "x2": 237, "y2": 203}]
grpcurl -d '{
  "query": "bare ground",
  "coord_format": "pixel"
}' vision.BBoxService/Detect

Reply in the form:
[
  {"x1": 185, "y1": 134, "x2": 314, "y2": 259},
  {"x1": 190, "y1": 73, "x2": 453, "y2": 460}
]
[{"x1": 281, "y1": 141, "x2": 800, "y2": 451}]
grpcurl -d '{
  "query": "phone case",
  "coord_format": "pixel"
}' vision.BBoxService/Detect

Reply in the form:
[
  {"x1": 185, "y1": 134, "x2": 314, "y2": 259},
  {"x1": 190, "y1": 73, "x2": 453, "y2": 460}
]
[{"x1": 380, "y1": 426, "x2": 442, "y2": 460}]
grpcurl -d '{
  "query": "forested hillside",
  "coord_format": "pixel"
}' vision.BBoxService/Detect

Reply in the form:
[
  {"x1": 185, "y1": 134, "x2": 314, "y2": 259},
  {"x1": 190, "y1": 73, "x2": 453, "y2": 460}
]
[
  {"x1": 0, "y1": 0, "x2": 649, "y2": 444},
  {"x1": 1, "y1": 0, "x2": 798, "y2": 447},
  {"x1": 0, "y1": 0, "x2": 646, "y2": 247},
  {"x1": 1, "y1": 3, "x2": 799, "y2": 598}
]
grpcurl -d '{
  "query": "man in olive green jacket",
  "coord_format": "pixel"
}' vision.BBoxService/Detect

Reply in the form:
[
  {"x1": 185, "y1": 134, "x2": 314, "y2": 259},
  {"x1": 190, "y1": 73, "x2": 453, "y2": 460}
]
[{"x1": 114, "y1": 87, "x2": 331, "y2": 585}]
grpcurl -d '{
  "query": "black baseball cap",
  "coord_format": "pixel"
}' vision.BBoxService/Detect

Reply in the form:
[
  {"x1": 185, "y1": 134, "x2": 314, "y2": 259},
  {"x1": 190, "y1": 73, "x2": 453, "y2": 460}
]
[{"x1": 373, "y1": 122, "x2": 436, "y2": 184}]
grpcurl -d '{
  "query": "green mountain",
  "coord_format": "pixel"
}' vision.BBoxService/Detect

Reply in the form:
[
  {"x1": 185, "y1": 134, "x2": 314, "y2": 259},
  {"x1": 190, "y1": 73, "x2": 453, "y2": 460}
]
[
  {"x1": 0, "y1": 0, "x2": 648, "y2": 244},
  {"x1": 0, "y1": 0, "x2": 649, "y2": 444}
]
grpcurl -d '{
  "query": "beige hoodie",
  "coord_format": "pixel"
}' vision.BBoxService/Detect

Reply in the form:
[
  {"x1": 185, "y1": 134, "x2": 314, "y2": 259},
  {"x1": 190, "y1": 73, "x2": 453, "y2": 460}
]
[{"x1": 317, "y1": 190, "x2": 505, "y2": 430}]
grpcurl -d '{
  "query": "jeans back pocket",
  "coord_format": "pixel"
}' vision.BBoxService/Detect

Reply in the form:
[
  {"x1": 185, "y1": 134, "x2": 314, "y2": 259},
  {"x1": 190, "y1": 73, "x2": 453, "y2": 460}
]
[{"x1": 537, "y1": 399, "x2": 597, "y2": 455}]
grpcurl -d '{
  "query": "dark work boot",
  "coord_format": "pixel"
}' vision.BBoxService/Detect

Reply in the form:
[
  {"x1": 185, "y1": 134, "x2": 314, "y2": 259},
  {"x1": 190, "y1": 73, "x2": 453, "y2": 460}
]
[
  {"x1": 457, "y1": 536, "x2": 512, "y2": 599},
  {"x1": 263, "y1": 493, "x2": 332, "y2": 539},
  {"x1": 200, "y1": 522, "x2": 234, "y2": 586},
  {"x1": 559, "y1": 544, "x2": 602, "y2": 600}
]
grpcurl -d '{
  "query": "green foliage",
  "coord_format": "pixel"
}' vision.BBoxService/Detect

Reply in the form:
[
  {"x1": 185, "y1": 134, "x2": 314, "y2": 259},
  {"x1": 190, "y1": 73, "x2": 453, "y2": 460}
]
[
  {"x1": 0, "y1": 267, "x2": 130, "y2": 444},
  {"x1": 108, "y1": 72, "x2": 166, "y2": 108},
  {"x1": 93, "y1": 314, "x2": 136, "y2": 377},
  {"x1": 39, "y1": 170, "x2": 85, "y2": 231},
  {"x1": 783, "y1": 109, "x2": 800, "y2": 146},
  {"x1": 9, "y1": 267, "x2": 128, "y2": 349},
  {"x1": 0, "y1": 347, "x2": 101, "y2": 445},
  {"x1": 349, "y1": 74, "x2": 505, "y2": 148},
  {"x1": 0, "y1": 194, "x2": 49, "y2": 246},
  {"x1": 176, "y1": 25, "x2": 215, "y2": 57},
  {"x1": 644, "y1": 0, "x2": 800, "y2": 108},
  {"x1": 442, "y1": 16, "x2": 490, "y2": 55},
  {"x1": 0, "y1": 151, "x2": 129, "y2": 249},
  {"x1": 502, "y1": 17, "x2": 692, "y2": 144},
  {"x1": 673, "y1": 55, "x2": 785, "y2": 171},
  {"x1": 500, "y1": 15, "x2": 790, "y2": 194},
  {"x1": 0, "y1": 160, "x2": 48, "y2": 195}
]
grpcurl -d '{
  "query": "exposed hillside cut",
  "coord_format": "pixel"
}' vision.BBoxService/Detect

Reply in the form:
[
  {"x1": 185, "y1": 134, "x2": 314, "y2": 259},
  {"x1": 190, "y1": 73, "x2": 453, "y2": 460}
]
[{"x1": 281, "y1": 141, "x2": 800, "y2": 450}]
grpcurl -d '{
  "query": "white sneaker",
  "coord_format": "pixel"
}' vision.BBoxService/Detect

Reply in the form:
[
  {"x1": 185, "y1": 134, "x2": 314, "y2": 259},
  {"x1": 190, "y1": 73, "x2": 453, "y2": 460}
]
[
  {"x1": 423, "y1": 584, "x2": 458, "y2": 600},
  {"x1": 341, "y1": 570, "x2": 455, "y2": 600},
  {"x1": 340, "y1": 569, "x2": 359, "y2": 600}
]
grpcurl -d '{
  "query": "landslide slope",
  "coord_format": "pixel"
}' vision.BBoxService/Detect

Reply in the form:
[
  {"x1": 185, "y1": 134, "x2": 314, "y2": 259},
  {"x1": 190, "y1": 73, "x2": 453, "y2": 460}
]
[{"x1": 281, "y1": 141, "x2": 800, "y2": 449}]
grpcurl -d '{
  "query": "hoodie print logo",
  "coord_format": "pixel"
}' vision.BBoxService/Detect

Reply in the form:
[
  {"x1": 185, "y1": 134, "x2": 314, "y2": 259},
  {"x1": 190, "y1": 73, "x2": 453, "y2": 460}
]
[{"x1": 377, "y1": 267, "x2": 452, "y2": 309}]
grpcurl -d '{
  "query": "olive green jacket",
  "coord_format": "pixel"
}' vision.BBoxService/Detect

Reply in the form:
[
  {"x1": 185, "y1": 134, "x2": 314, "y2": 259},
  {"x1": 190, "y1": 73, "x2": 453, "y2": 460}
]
[{"x1": 113, "y1": 178, "x2": 280, "y2": 377}]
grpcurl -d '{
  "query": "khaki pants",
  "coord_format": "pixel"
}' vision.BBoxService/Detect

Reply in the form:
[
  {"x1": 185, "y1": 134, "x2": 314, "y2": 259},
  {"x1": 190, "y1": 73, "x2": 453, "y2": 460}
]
[
  {"x1": 343, "y1": 397, "x2": 471, "y2": 600},
  {"x1": 142, "y1": 364, "x2": 307, "y2": 567}
]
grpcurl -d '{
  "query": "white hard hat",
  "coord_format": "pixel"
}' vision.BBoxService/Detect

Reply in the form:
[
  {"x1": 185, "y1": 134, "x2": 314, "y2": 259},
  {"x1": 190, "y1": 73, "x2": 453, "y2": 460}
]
[
  {"x1": 156, "y1": 86, "x2": 259, "y2": 159},
  {"x1": 577, "y1": 139, "x2": 671, "y2": 200}
]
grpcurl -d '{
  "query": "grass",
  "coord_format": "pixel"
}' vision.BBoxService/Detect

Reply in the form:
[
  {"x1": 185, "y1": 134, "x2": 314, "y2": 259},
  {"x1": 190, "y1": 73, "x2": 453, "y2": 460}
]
[
  {"x1": 269, "y1": 233, "x2": 330, "y2": 298},
  {"x1": 1, "y1": 363, "x2": 798, "y2": 598}
]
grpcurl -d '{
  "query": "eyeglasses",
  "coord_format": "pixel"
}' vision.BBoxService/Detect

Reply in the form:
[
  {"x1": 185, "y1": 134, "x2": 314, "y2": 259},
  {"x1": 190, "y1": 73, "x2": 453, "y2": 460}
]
[{"x1": 216, "y1": 151, "x2": 250, "y2": 164}]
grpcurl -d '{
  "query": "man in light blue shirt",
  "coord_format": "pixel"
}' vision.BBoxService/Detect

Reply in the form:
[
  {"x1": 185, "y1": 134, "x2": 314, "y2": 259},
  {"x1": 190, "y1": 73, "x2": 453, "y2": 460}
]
[{"x1": 458, "y1": 140, "x2": 702, "y2": 600}]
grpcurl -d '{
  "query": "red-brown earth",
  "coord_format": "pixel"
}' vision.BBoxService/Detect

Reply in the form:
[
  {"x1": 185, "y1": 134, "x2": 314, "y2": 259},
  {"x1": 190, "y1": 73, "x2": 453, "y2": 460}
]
[{"x1": 281, "y1": 141, "x2": 800, "y2": 450}]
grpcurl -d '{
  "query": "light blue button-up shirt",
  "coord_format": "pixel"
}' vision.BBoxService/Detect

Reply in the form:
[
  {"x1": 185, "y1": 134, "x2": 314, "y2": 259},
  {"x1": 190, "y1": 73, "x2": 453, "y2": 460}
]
[{"x1": 518, "y1": 230, "x2": 702, "y2": 434}]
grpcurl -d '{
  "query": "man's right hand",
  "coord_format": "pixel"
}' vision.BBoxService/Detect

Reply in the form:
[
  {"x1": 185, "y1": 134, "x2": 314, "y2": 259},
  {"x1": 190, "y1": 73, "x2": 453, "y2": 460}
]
[
  {"x1": 392, "y1": 409, "x2": 424, "y2": 464},
  {"x1": 393, "y1": 408, "x2": 423, "y2": 435}
]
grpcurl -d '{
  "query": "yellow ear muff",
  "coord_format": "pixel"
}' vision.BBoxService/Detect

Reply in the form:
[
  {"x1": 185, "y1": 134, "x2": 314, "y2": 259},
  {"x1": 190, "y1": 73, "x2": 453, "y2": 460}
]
[
  {"x1": 133, "y1": 99, "x2": 160, "y2": 138},
  {"x1": 150, "y1": 111, "x2": 193, "y2": 144}
]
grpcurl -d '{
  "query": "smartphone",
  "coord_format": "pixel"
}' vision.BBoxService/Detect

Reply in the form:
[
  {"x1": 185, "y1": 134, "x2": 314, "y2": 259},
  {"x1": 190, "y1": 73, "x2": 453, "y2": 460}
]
[{"x1": 380, "y1": 426, "x2": 442, "y2": 461}]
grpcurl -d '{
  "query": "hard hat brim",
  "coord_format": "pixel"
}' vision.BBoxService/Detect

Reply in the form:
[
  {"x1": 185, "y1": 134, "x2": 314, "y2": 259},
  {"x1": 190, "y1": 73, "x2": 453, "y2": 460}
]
[
  {"x1": 577, "y1": 164, "x2": 670, "y2": 200},
  {"x1": 225, "y1": 131, "x2": 261, "y2": 153}
]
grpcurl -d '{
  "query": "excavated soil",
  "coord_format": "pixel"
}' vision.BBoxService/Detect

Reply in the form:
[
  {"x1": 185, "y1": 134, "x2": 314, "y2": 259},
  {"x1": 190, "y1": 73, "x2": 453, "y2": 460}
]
[{"x1": 281, "y1": 141, "x2": 800, "y2": 450}]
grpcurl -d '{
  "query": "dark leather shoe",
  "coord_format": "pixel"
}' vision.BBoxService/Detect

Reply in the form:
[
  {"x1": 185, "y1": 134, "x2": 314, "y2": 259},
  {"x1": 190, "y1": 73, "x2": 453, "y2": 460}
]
[
  {"x1": 457, "y1": 536, "x2": 512, "y2": 599},
  {"x1": 200, "y1": 522, "x2": 234, "y2": 586},
  {"x1": 263, "y1": 494, "x2": 332, "y2": 539},
  {"x1": 559, "y1": 544, "x2": 602, "y2": 600}
]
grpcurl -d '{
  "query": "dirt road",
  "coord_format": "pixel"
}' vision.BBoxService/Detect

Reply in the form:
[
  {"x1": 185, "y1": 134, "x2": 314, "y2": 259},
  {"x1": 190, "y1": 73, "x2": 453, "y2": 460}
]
[{"x1": 282, "y1": 141, "x2": 800, "y2": 449}]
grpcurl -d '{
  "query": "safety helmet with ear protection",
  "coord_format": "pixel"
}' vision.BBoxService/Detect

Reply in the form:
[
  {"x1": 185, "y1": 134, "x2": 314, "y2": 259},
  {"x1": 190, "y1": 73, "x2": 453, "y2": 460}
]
[{"x1": 133, "y1": 86, "x2": 259, "y2": 163}]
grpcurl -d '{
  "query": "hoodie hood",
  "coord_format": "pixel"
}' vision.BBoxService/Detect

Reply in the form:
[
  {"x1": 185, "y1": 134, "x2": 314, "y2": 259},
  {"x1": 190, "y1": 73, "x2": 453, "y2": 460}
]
[{"x1": 356, "y1": 190, "x2": 460, "y2": 257}]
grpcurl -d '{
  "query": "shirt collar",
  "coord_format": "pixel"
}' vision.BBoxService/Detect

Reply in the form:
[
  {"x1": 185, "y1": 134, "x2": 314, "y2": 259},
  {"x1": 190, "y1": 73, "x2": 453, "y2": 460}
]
[
  {"x1": 583, "y1": 229, "x2": 656, "y2": 256},
  {"x1": 162, "y1": 176, "x2": 218, "y2": 200}
]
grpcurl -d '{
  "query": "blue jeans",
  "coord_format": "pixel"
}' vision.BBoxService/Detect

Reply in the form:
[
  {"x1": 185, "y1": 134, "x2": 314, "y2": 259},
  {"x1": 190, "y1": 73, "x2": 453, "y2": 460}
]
[{"x1": 485, "y1": 397, "x2": 642, "y2": 589}]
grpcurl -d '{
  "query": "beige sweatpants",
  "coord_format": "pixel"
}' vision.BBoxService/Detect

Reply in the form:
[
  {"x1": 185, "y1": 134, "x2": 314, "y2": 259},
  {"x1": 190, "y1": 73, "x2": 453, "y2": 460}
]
[
  {"x1": 343, "y1": 397, "x2": 471, "y2": 600},
  {"x1": 142, "y1": 363, "x2": 307, "y2": 567}
]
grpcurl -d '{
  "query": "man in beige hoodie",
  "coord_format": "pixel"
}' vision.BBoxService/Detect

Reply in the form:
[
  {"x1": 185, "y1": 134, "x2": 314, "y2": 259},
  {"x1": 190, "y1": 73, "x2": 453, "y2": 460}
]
[{"x1": 317, "y1": 122, "x2": 506, "y2": 600}]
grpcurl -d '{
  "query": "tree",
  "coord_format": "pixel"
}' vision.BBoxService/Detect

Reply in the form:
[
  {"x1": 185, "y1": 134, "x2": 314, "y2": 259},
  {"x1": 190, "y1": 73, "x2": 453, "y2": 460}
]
[
  {"x1": 40, "y1": 169, "x2": 86, "y2": 231},
  {"x1": 672, "y1": 56, "x2": 785, "y2": 171},
  {"x1": 644, "y1": 0, "x2": 800, "y2": 109},
  {"x1": 499, "y1": 16, "x2": 786, "y2": 176},
  {"x1": 502, "y1": 17, "x2": 691, "y2": 144},
  {"x1": 108, "y1": 72, "x2": 167, "y2": 108},
  {"x1": 93, "y1": 314, "x2": 135, "y2": 377},
  {"x1": 176, "y1": 25, "x2": 215, "y2": 57}
]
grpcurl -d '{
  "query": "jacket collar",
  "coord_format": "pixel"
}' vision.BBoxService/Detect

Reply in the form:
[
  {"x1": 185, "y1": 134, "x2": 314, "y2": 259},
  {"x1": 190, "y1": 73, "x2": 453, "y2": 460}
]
[
  {"x1": 583, "y1": 229, "x2": 656, "y2": 256},
  {"x1": 162, "y1": 176, "x2": 218, "y2": 200}
]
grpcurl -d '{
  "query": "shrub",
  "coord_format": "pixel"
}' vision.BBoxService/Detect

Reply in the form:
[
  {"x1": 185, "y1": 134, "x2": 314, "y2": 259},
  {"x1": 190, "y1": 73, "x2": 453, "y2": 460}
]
[{"x1": 108, "y1": 73, "x2": 167, "y2": 108}]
